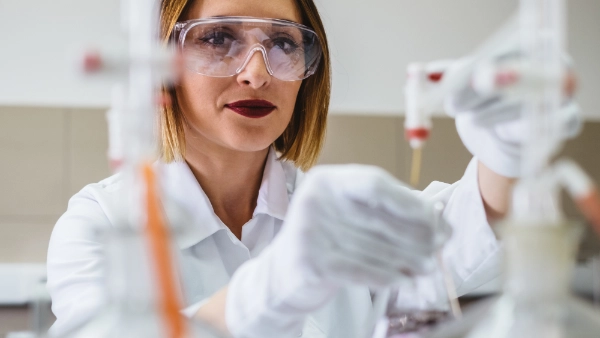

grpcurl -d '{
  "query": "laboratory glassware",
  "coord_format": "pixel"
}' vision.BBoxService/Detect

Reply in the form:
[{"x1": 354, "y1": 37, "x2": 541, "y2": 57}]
[
  {"x1": 372, "y1": 260, "x2": 458, "y2": 338},
  {"x1": 59, "y1": 222, "x2": 226, "y2": 338},
  {"x1": 425, "y1": 0, "x2": 600, "y2": 335},
  {"x1": 426, "y1": 221, "x2": 600, "y2": 338},
  {"x1": 64, "y1": 0, "x2": 228, "y2": 335},
  {"x1": 404, "y1": 61, "x2": 450, "y2": 187},
  {"x1": 372, "y1": 203, "x2": 461, "y2": 338}
]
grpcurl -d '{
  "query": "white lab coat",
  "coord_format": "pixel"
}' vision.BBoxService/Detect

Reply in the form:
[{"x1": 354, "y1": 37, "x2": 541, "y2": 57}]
[{"x1": 47, "y1": 148, "x2": 501, "y2": 337}]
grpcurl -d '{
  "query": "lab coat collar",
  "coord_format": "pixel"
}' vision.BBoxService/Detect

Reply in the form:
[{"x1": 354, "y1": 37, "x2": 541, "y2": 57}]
[
  {"x1": 161, "y1": 147, "x2": 290, "y2": 250},
  {"x1": 253, "y1": 148, "x2": 289, "y2": 221}
]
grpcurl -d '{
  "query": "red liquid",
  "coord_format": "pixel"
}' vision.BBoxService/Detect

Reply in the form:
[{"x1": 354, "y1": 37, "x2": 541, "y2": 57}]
[{"x1": 383, "y1": 310, "x2": 449, "y2": 337}]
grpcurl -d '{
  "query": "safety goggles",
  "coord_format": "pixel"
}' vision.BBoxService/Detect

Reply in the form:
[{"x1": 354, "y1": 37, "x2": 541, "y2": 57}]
[{"x1": 172, "y1": 16, "x2": 323, "y2": 81}]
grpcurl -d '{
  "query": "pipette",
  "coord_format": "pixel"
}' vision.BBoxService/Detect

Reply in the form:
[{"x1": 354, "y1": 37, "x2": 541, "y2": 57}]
[
  {"x1": 404, "y1": 63, "x2": 429, "y2": 188},
  {"x1": 404, "y1": 61, "x2": 449, "y2": 187}
]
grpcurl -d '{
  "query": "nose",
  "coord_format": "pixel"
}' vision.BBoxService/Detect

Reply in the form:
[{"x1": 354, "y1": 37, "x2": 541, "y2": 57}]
[{"x1": 236, "y1": 47, "x2": 272, "y2": 89}]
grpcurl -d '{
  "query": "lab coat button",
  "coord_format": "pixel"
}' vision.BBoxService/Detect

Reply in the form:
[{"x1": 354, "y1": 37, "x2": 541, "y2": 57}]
[{"x1": 297, "y1": 331, "x2": 302, "y2": 337}]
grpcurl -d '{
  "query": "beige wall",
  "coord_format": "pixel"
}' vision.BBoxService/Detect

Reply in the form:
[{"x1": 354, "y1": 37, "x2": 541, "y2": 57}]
[
  {"x1": 1, "y1": 107, "x2": 599, "y2": 264},
  {"x1": 320, "y1": 115, "x2": 474, "y2": 189},
  {"x1": 0, "y1": 106, "x2": 110, "y2": 263}
]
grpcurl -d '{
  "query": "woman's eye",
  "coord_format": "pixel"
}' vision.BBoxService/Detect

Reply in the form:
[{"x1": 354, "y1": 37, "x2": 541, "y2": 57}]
[
  {"x1": 199, "y1": 31, "x2": 233, "y2": 47},
  {"x1": 272, "y1": 37, "x2": 300, "y2": 54}
]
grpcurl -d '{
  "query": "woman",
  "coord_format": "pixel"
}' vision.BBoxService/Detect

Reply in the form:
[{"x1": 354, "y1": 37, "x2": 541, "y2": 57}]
[{"x1": 47, "y1": 0, "x2": 576, "y2": 337}]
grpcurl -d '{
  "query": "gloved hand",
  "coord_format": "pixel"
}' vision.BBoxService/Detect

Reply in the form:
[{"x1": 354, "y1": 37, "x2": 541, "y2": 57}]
[
  {"x1": 444, "y1": 59, "x2": 581, "y2": 178},
  {"x1": 442, "y1": 20, "x2": 581, "y2": 178},
  {"x1": 226, "y1": 165, "x2": 451, "y2": 338}
]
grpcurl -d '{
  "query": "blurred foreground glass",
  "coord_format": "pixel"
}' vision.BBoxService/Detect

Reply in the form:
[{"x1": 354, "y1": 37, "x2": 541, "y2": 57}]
[
  {"x1": 59, "y1": 225, "x2": 226, "y2": 338},
  {"x1": 372, "y1": 256, "x2": 459, "y2": 338},
  {"x1": 372, "y1": 203, "x2": 460, "y2": 338},
  {"x1": 426, "y1": 222, "x2": 600, "y2": 338}
]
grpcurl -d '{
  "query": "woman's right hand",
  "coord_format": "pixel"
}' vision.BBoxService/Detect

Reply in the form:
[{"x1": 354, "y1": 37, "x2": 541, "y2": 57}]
[
  {"x1": 278, "y1": 164, "x2": 450, "y2": 287},
  {"x1": 225, "y1": 164, "x2": 451, "y2": 338}
]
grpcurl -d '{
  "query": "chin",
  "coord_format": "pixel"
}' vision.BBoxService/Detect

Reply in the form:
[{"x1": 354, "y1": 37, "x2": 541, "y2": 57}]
[
  {"x1": 224, "y1": 135, "x2": 277, "y2": 153},
  {"x1": 222, "y1": 124, "x2": 283, "y2": 152},
  {"x1": 230, "y1": 143, "x2": 274, "y2": 153}
]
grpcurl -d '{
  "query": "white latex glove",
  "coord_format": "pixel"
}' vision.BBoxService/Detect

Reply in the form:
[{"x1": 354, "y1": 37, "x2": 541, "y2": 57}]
[
  {"x1": 442, "y1": 20, "x2": 582, "y2": 178},
  {"x1": 226, "y1": 165, "x2": 451, "y2": 338},
  {"x1": 444, "y1": 59, "x2": 581, "y2": 178}
]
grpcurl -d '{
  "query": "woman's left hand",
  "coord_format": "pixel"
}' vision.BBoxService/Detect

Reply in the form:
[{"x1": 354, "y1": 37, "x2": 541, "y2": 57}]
[{"x1": 444, "y1": 58, "x2": 581, "y2": 178}]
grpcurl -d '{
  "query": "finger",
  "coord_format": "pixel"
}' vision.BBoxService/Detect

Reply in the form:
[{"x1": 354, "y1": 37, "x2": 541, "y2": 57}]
[
  {"x1": 324, "y1": 251, "x2": 403, "y2": 287},
  {"x1": 338, "y1": 169, "x2": 421, "y2": 209},
  {"x1": 347, "y1": 202, "x2": 437, "y2": 250},
  {"x1": 448, "y1": 85, "x2": 492, "y2": 112},
  {"x1": 493, "y1": 117, "x2": 525, "y2": 144},
  {"x1": 559, "y1": 101, "x2": 582, "y2": 139},
  {"x1": 305, "y1": 166, "x2": 444, "y2": 250},
  {"x1": 470, "y1": 100, "x2": 522, "y2": 127},
  {"x1": 343, "y1": 176, "x2": 430, "y2": 223},
  {"x1": 326, "y1": 248, "x2": 437, "y2": 286},
  {"x1": 326, "y1": 218, "x2": 436, "y2": 271}
]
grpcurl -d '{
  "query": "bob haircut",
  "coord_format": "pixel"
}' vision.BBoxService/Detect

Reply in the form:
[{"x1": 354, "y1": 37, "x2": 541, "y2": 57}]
[{"x1": 159, "y1": 0, "x2": 331, "y2": 171}]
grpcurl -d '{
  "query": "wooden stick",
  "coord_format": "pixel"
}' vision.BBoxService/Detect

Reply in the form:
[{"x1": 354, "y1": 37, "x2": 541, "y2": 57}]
[{"x1": 410, "y1": 148, "x2": 422, "y2": 187}]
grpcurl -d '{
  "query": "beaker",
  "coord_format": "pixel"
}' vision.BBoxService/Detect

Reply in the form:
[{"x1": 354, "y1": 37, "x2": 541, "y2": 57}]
[{"x1": 426, "y1": 221, "x2": 600, "y2": 338}]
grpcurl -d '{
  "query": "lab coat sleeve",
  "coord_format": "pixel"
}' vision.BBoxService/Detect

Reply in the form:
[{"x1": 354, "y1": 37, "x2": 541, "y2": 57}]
[
  {"x1": 46, "y1": 185, "x2": 112, "y2": 337},
  {"x1": 419, "y1": 157, "x2": 502, "y2": 296}
]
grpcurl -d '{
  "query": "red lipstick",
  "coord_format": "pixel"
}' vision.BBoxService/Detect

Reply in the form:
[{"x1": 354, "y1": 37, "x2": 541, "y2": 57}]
[{"x1": 225, "y1": 100, "x2": 276, "y2": 118}]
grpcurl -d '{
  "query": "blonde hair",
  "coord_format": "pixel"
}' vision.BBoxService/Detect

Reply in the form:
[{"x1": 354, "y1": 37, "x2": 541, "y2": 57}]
[{"x1": 159, "y1": 0, "x2": 331, "y2": 171}]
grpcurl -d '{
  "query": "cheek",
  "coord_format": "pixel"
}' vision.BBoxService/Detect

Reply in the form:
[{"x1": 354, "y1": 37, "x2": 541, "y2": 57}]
[
  {"x1": 278, "y1": 81, "x2": 302, "y2": 118},
  {"x1": 177, "y1": 74, "x2": 222, "y2": 114},
  {"x1": 270, "y1": 82, "x2": 302, "y2": 134}
]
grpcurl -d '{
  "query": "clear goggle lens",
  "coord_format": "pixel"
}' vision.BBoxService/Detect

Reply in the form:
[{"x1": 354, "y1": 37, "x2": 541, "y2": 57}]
[{"x1": 174, "y1": 17, "x2": 323, "y2": 81}]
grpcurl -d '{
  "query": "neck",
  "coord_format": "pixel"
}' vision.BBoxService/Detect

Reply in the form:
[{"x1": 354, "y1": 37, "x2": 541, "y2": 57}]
[{"x1": 184, "y1": 135, "x2": 268, "y2": 240}]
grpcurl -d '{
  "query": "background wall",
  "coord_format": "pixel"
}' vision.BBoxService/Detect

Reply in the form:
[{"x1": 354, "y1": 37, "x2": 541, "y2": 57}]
[{"x1": 1, "y1": 0, "x2": 599, "y2": 119}]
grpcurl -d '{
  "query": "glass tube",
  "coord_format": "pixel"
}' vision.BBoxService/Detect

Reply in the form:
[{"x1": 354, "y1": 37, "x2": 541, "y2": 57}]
[{"x1": 60, "y1": 225, "x2": 225, "y2": 338}]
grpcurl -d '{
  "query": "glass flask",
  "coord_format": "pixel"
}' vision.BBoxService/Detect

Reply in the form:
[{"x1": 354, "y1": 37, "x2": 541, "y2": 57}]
[
  {"x1": 372, "y1": 255, "x2": 459, "y2": 338},
  {"x1": 426, "y1": 221, "x2": 600, "y2": 338},
  {"x1": 59, "y1": 225, "x2": 226, "y2": 338},
  {"x1": 372, "y1": 202, "x2": 460, "y2": 338}
]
